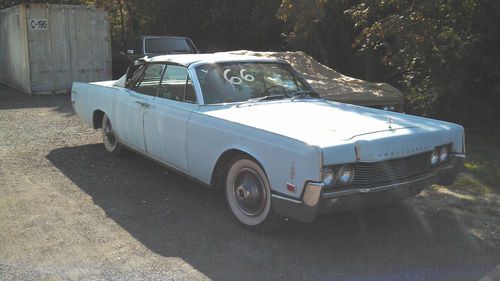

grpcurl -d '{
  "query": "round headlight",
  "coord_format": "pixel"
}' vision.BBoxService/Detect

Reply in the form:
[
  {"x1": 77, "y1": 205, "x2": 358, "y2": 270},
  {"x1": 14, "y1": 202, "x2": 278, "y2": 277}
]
[
  {"x1": 322, "y1": 168, "x2": 336, "y2": 187},
  {"x1": 439, "y1": 146, "x2": 448, "y2": 162},
  {"x1": 338, "y1": 165, "x2": 354, "y2": 185},
  {"x1": 431, "y1": 150, "x2": 439, "y2": 166}
]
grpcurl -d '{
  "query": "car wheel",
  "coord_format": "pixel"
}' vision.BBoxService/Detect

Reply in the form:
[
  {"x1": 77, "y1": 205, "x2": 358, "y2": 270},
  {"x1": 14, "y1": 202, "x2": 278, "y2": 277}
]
[
  {"x1": 225, "y1": 156, "x2": 285, "y2": 232},
  {"x1": 101, "y1": 114, "x2": 126, "y2": 156}
]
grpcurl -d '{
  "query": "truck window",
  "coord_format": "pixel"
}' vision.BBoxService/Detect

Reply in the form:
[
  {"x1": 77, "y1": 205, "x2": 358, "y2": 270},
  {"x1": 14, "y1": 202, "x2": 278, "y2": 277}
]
[{"x1": 144, "y1": 38, "x2": 194, "y2": 54}]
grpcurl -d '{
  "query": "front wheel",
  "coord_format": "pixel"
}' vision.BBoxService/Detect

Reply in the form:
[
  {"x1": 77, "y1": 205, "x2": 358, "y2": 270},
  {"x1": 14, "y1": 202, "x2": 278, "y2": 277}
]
[
  {"x1": 225, "y1": 157, "x2": 285, "y2": 232},
  {"x1": 101, "y1": 114, "x2": 126, "y2": 156}
]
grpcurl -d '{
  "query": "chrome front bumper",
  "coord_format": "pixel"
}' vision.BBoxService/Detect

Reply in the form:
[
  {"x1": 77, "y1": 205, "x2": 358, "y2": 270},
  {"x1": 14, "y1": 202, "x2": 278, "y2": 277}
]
[{"x1": 271, "y1": 154, "x2": 465, "y2": 223}]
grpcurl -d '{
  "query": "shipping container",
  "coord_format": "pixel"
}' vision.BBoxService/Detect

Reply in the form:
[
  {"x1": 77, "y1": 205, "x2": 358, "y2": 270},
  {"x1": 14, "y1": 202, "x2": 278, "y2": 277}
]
[{"x1": 0, "y1": 3, "x2": 111, "y2": 94}]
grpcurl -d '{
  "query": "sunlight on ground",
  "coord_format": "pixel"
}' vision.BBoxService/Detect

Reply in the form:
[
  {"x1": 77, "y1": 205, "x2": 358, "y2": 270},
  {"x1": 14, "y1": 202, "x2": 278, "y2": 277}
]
[
  {"x1": 416, "y1": 175, "x2": 500, "y2": 249},
  {"x1": 412, "y1": 135, "x2": 500, "y2": 249}
]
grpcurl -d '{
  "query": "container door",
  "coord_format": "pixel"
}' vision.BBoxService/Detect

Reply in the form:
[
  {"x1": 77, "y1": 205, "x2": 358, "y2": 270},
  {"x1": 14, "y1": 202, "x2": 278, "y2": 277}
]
[
  {"x1": 26, "y1": 6, "x2": 71, "y2": 94},
  {"x1": 67, "y1": 8, "x2": 111, "y2": 83},
  {"x1": 89, "y1": 9, "x2": 112, "y2": 81},
  {"x1": 26, "y1": 7, "x2": 53, "y2": 93},
  {"x1": 68, "y1": 8, "x2": 92, "y2": 83},
  {"x1": 48, "y1": 6, "x2": 71, "y2": 92}
]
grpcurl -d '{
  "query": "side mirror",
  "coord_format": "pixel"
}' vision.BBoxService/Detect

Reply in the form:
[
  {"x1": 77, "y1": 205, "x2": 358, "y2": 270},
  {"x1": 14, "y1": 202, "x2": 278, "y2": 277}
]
[{"x1": 127, "y1": 49, "x2": 134, "y2": 55}]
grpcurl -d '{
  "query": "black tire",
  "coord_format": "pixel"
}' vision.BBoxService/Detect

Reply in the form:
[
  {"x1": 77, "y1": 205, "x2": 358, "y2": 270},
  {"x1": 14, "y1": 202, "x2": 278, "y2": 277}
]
[
  {"x1": 225, "y1": 156, "x2": 285, "y2": 232},
  {"x1": 101, "y1": 114, "x2": 127, "y2": 156}
]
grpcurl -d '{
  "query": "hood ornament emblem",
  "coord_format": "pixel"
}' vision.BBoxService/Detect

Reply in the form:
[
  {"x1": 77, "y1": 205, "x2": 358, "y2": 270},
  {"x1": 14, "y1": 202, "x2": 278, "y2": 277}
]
[{"x1": 387, "y1": 117, "x2": 394, "y2": 129}]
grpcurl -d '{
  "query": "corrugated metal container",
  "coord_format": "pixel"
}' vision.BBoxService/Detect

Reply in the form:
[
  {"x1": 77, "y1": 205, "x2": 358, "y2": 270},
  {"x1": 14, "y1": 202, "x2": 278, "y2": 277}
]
[{"x1": 0, "y1": 3, "x2": 111, "y2": 94}]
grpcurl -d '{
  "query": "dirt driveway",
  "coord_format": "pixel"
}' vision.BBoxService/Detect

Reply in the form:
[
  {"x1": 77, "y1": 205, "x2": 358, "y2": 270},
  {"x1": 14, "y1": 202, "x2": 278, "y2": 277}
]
[{"x1": 1, "y1": 83, "x2": 499, "y2": 281}]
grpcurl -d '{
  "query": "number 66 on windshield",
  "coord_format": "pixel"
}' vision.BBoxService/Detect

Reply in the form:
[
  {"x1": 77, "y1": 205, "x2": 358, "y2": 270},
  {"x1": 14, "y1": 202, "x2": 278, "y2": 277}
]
[{"x1": 223, "y1": 69, "x2": 255, "y2": 85}]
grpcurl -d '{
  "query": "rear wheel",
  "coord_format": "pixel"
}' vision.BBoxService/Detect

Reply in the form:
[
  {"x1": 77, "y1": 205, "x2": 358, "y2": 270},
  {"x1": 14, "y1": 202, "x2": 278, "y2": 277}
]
[
  {"x1": 225, "y1": 157, "x2": 285, "y2": 232},
  {"x1": 101, "y1": 114, "x2": 126, "y2": 156}
]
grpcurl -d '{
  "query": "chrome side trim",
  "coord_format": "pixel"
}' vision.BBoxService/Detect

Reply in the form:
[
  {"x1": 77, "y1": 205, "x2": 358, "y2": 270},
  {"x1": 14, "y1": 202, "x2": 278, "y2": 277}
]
[
  {"x1": 321, "y1": 174, "x2": 434, "y2": 198},
  {"x1": 271, "y1": 194, "x2": 301, "y2": 204}
]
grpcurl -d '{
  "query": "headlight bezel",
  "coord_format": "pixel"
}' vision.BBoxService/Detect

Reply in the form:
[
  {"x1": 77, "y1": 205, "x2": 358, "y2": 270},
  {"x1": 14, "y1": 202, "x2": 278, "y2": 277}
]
[
  {"x1": 430, "y1": 144, "x2": 452, "y2": 167},
  {"x1": 439, "y1": 146, "x2": 449, "y2": 162},
  {"x1": 431, "y1": 149, "x2": 439, "y2": 166},
  {"x1": 321, "y1": 167, "x2": 336, "y2": 188},
  {"x1": 338, "y1": 165, "x2": 355, "y2": 185},
  {"x1": 322, "y1": 165, "x2": 355, "y2": 188}
]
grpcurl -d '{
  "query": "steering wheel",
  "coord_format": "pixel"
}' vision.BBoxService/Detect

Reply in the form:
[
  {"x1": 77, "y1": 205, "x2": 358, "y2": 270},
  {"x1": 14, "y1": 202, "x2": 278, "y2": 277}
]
[{"x1": 259, "y1": 85, "x2": 289, "y2": 97}]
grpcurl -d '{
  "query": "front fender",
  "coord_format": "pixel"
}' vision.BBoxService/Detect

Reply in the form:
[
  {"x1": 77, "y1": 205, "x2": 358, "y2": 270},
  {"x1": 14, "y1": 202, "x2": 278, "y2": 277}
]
[{"x1": 187, "y1": 112, "x2": 322, "y2": 199}]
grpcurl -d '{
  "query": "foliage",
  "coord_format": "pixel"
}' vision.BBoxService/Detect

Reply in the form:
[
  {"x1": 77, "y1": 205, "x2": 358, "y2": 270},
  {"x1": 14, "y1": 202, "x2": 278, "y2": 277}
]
[
  {"x1": 464, "y1": 135, "x2": 500, "y2": 190},
  {"x1": 346, "y1": 1, "x2": 478, "y2": 119},
  {"x1": 278, "y1": 0, "x2": 500, "y2": 127},
  {"x1": 90, "y1": 0, "x2": 283, "y2": 52},
  {"x1": 277, "y1": 0, "x2": 328, "y2": 49}
]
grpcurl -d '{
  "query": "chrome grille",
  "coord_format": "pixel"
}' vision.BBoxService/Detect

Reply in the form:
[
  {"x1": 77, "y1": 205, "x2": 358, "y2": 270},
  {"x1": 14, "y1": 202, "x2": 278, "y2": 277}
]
[{"x1": 353, "y1": 152, "x2": 431, "y2": 186}]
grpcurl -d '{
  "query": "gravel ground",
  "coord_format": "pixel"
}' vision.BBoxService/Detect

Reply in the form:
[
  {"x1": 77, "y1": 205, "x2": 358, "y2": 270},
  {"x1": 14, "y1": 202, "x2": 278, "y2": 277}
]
[{"x1": 0, "y1": 83, "x2": 499, "y2": 281}]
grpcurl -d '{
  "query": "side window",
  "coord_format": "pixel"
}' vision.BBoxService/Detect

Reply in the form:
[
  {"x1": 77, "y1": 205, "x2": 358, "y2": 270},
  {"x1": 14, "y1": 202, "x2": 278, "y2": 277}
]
[
  {"x1": 132, "y1": 64, "x2": 165, "y2": 96},
  {"x1": 159, "y1": 65, "x2": 196, "y2": 103}
]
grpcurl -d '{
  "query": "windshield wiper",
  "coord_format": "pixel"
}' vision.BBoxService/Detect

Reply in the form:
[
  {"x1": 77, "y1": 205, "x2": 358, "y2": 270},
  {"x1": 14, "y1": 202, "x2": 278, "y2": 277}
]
[
  {"x1": 290, "y1": 90, "x2": 320, "y2": 101},
  {"x1": 243, "y1": 91, "x2": 319, "y2": 104},
  {"x1": 245, "y1": 94, "x2": 288, "y2": 103}
]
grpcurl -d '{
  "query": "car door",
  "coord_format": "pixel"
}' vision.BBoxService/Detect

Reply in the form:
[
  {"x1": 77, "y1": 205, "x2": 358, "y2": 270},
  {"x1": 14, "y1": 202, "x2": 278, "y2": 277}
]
[
  {"x1": 143, "y1": 64, "x2": 199, "y2": 172},
  {"x1": 114, "y1": 63, "x2": 165, "y2": 151}
]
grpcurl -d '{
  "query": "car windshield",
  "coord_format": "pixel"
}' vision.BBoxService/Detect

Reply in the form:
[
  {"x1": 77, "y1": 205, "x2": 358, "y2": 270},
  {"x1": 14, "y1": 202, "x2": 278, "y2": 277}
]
[
  {"x1": 144, "y1": 38, "x2": 194, "y2": 54},
  {"x1": 195, "y1": 62, "x2": 312, "y2": 104}
]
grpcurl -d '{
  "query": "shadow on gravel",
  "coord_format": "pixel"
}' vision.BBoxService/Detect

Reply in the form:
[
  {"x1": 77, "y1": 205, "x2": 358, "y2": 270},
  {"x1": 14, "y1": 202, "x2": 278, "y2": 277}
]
[
  {"x1": 0, "y1": 83, "x2": 74, "y2": 116},
  {"x1": 46, "y1": 144, "x2": 499, "y2": 281}
]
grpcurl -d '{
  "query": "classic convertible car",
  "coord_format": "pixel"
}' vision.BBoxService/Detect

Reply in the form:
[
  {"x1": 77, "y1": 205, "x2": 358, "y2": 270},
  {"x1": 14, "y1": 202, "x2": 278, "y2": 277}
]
[{"x1": 71, "y1": 53, "x2": 465, "y2": 231}]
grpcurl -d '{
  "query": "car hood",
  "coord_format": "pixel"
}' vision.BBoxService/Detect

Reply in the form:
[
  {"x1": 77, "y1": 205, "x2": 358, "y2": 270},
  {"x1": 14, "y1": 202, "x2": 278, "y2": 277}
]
[{"x1": 203, "y1": 99, "x2": 449, "y2": 144}]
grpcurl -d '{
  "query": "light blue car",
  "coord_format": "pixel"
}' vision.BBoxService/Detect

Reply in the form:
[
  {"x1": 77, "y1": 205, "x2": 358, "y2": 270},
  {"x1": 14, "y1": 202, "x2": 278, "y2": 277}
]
[{"x1": 72, "y1": 53, "x2": 465, "y2": 231}]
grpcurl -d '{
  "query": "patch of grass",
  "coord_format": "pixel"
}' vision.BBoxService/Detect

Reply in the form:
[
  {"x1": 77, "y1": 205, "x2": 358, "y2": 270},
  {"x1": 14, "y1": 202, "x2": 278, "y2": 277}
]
[
  {"x1": 463, "y1": 134, "x2": 500, "y2": 192},
  {"x1": 415, "y1": 134, "x2": 500, "y2": 248}
]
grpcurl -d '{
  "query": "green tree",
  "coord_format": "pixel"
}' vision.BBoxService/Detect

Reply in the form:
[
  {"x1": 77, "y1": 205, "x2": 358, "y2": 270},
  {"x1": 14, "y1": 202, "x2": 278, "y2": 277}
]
[{"x1": 346, "y1": 1, "x2": 480, "y2": 118}]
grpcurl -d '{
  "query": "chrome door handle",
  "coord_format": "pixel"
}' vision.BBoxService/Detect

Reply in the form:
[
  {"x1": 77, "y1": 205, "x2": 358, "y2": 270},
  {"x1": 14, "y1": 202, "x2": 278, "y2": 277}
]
[{"x1": 135, "y1": 101, "x2": 150, "y2": 107}]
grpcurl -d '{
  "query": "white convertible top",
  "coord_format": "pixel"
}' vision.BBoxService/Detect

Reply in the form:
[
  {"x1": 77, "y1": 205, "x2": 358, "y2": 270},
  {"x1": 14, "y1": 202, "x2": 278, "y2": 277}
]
[
  {"x1": 145, "y1": 53, "x2": 279, "y2": 66},
  {"x1": 112, "y1": 53, "x2": 281, "y2": 87}
]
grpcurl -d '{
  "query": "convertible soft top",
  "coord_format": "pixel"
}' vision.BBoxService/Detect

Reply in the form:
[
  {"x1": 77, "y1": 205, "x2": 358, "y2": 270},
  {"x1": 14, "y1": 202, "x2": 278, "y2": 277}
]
[{"x1": 146, "y1": 53, "x2": 279, "y2": 67}]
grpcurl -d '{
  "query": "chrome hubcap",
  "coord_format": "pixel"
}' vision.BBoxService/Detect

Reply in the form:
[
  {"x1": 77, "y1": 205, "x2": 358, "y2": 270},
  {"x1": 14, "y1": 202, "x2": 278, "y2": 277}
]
[
  {"x1": 233, "y1": 168, "x2": 267, "y2": 216},
  {"x1": 104, "y1": 119, "x2": 117, "y2": 146}
]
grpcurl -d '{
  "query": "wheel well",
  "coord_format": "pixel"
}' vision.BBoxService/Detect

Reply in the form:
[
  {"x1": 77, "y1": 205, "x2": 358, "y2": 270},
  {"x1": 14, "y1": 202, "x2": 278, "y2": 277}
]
[
  {"x1": 210, "y1": 149, "x2": 260, "y2": 189},
  {"x1": 93, "y1": 110, "x2": 105, "y2": 129}
]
